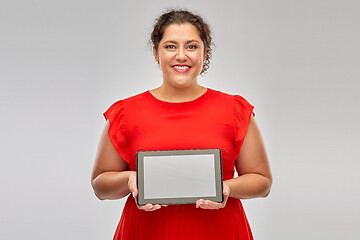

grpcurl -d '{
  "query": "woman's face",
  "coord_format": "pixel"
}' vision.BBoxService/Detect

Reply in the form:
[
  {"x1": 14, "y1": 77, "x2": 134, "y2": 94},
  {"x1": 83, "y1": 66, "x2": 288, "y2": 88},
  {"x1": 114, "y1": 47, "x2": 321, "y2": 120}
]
[{"x1": 154, "y1": 23, "x2": 205, "y2": 89}]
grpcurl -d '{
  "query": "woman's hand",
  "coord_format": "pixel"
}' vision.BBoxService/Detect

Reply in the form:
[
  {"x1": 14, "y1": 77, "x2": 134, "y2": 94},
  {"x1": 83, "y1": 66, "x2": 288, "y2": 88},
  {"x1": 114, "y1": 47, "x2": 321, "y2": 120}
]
[
  {"x1": 128, "y1": 171, "x2": 167, "y2": 211},
  {"x1": 195, "y1": 182, "x2": 230, "y2": 210}
]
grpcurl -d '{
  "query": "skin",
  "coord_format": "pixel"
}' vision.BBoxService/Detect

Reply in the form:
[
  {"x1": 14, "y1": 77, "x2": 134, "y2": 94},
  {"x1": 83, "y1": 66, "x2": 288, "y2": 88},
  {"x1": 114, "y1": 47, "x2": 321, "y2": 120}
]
[
  {"x1": 91, "y1": 23, "x2": 272, "y2": 211},
  {"x1": 151, "y1": 23, "x2": 207, "y2": 102}
]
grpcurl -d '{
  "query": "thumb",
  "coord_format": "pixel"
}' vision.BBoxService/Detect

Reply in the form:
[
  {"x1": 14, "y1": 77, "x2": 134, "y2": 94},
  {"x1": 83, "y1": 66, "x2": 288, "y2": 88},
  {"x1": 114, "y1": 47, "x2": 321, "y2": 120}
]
[
  {"x1": 132, "y1": 190, "x2": 138, "y2": 198},
  {"x1": 128, "y1": 173, "x2": 138, "y2": 198},
  {"x1": 223, "y1": 185, "x2": 230, "y2": 196}
]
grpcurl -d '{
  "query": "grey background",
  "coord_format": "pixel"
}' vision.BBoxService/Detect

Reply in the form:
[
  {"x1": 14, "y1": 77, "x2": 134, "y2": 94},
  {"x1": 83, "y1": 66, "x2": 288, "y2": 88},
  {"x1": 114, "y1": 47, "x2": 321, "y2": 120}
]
[{"x1": 1, "y1": 0, "x2": 359, "y2": 239}]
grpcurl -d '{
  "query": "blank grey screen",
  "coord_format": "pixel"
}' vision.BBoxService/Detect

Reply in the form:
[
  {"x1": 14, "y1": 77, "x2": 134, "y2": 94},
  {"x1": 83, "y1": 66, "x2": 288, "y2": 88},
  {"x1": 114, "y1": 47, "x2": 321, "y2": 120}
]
[{"x1": 143, "y1": 154, "x2": 216, "y2": 199}]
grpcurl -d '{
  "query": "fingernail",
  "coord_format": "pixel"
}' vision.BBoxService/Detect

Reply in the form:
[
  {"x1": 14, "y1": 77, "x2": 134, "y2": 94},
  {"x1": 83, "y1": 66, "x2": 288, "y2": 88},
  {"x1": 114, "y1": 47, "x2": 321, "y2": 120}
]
[
  {"x1": 148, "y1": 206, "x2": 153, "y2": 209},
  {"x1": 226, "y1": 190, "x2": 229, "y2": 195},
  {"x1": 132, "y1": 192, "x2": 135, "y2": 197},
  {"x1": 205, "y1": 202, "x2": 209, "y2": 205}
]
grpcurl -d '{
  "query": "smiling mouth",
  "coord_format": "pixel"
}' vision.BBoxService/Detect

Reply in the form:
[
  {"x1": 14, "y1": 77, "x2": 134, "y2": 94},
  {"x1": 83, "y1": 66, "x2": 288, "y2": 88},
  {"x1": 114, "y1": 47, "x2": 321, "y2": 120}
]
[{"x1": 172, "y1": 65, "x2": 191, "y2": 70}]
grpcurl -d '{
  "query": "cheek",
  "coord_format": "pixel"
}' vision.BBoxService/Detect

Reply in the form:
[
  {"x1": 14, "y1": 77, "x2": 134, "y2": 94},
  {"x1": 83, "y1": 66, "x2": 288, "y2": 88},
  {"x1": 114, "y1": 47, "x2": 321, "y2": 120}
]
[
  {"x1": 158, "y1": 52, "x2": 170, "y2": 64},
  {"x1": 194, "y1": 53, "x2": 203, "y2": 65}
]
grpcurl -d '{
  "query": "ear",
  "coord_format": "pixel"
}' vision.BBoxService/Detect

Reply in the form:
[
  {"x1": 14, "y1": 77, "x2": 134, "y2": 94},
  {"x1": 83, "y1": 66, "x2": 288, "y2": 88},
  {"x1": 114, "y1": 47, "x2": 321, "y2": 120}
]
[
  {"x1": 153, "y1": 46, "x2": 159, "y2": 64},
  {"x1": 203, "y1": 47, "x2": 208, "y2": 61}
]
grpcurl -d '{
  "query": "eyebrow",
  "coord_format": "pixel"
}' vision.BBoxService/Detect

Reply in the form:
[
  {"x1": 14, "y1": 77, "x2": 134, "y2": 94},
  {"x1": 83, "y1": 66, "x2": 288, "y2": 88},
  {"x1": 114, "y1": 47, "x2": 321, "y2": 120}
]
[{"x1": 163, "y1": 40, "x2": 200, "y2": 44}]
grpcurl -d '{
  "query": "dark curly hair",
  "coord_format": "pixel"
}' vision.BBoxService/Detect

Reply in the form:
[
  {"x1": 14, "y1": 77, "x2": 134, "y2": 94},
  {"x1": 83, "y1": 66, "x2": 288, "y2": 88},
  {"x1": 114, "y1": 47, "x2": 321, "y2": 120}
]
[{"x1": 150, "y1": 9, "x2": 213, "y2": 74}]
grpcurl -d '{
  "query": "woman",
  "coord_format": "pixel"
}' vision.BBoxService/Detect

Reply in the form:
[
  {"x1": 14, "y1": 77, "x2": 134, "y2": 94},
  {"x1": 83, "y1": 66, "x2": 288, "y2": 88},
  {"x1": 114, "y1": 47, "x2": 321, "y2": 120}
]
[{"x1": 91, "y1": 9, "x2": 272, "y2": 240}]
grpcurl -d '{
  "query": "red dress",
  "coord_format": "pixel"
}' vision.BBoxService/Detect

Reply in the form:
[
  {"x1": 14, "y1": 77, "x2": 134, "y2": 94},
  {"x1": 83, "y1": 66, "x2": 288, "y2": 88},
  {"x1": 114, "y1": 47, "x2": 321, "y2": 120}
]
[{"x1": 104, "y1": 89, "x2": 255, "y2": 240}]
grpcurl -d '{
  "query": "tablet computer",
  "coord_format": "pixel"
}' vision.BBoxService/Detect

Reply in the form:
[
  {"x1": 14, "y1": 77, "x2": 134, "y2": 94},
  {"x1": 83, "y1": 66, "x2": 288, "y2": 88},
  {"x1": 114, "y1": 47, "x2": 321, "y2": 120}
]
[{"x1": 136, "y1": 149, "x2": 223, "y2": 206}]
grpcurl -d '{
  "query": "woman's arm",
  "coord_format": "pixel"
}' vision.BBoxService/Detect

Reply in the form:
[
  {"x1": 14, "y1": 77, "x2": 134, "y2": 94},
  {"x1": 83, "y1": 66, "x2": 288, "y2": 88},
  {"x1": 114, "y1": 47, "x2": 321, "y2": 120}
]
[
  {"x1": 91, "y1": 121, "x2": 165, "y2": 211},
  {"x1": 196, "y1": 116, "x2": 272, "y2": 210},
  {"x1": 91, "y1": 121, "x2": 133, "y2": 200},
  {"x1": 226, "y1": 116, "x2": 272, "y2": 199}
]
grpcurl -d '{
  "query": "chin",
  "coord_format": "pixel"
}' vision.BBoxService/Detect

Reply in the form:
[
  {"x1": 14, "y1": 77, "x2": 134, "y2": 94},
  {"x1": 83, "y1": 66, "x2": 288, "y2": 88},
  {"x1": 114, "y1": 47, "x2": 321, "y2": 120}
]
[
  {"x1": 172, "y1": 81, "x2": 195, "y2": 89},
  {"x1": 173, "y1": 77, "x2": 197, "y2": 87}
]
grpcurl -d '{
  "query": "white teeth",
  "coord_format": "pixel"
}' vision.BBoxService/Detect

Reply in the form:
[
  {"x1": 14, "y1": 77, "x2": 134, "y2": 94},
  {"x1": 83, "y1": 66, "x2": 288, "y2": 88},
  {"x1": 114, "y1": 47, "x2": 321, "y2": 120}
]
[{"x1": 173, "y1": 66, "x2": 190, "y2": 69}]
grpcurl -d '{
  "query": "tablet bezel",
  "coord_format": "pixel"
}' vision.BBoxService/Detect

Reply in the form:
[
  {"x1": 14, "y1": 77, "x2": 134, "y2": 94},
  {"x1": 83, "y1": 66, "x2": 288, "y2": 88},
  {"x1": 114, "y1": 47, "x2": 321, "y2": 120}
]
[{"x1": 136, "y1": 149, "x2": 223, "y2": 206}]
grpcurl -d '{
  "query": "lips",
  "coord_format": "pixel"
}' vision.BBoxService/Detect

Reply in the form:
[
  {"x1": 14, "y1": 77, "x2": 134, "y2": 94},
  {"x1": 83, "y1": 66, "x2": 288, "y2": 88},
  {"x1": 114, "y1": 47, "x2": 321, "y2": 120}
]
[{"x1": 172, "y1": 64, "x2": 191, "y2": 73}]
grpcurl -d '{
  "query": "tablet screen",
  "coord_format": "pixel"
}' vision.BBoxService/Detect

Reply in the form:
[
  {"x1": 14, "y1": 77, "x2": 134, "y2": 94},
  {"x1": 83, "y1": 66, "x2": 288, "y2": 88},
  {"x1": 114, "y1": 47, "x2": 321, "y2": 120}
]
[
  {"x1": 143, "y1": 154, "x2": 216, "y2": 199},
  {"x1": 137, "y1": 149, "x2": 223, "y2": 206}
]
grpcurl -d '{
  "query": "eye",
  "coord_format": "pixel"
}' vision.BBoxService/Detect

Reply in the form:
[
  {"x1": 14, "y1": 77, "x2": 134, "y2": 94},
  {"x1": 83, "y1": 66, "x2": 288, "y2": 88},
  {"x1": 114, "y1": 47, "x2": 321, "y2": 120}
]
[
  {"x1": 165, "y1": 45, "x2": 176, "y2": 49},
  {"x1": 187, "y1": 45, "x2": 198, "y2": 50}
]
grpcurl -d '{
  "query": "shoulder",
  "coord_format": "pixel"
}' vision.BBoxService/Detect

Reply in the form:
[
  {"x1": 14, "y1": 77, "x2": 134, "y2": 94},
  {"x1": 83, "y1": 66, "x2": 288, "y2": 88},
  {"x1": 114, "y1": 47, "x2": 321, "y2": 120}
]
[
  {"x1": 208, "y1": 88, "x2": 252, "y2": 105},
  {"x1": 208, "y1": 89, "x2": 254, "y2": 117},
  {"x1": 207, "y1": 89, "x2": 235, "y2": 104},
  {"x1": 208, "y1": 88, "x2": 232, "y2": 98},
  {"x1": 108, "y1": 91, "x2": 149, "y2": 108},
  {"x1": 104, "y1": 91, "x2": 149, "y2": 117},
  {"x1": 121, "y1": 91, "x2": 149, "y2": 104}
]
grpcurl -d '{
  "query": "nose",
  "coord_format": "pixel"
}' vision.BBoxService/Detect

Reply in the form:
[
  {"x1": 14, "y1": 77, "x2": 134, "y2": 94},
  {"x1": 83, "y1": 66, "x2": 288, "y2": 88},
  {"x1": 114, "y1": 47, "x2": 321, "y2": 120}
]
[{"x1": 176, "y1": 48, "x2": 187, "y2": 61}]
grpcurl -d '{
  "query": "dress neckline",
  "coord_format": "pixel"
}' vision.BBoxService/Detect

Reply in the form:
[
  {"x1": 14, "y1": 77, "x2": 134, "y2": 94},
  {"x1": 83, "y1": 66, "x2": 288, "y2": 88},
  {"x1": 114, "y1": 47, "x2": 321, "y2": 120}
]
[{"x1": 146, "y1": 88, "x2": 210, "y2": 105}]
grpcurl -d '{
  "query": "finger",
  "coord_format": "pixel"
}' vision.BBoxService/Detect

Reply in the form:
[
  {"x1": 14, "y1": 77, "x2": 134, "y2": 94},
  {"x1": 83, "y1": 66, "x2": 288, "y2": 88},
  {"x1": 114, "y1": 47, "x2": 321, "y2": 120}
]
[
  {"x1": 129, "y1": 181, "x2": 137, "y2": 194},
  {"x1": 196, "y1": 199, "x2": 221, "y2": 209},
  {"x1": 221, "y1": 183, "x2": 230, "y2": 207},
  {"x1": 138, "y1": 203, "x2": 163, "y2": 212},
  {"x1": 130, "y1": 189, "x2": 138, "y2": 200},
  {"x1": 196, "y1": 199, "x2": 206, "y2": 208},
  {"x1": 197, "y1": 200, "x2": 223, "y2": 210},
  {"x1": 198, "y1": 199, "x2": 216, "y2": 207},
  {"x1": 196, "y1": 199, "x2": 204, "y2": 208},
  {"x1": 196, "y1": 202, "x2": 207, "y2": 209},
  {"x1": 222, "y1": 189, "x2": 230, "y2": 206},
  {"x1": 205, "y1": 200, "x2": 222, "y2": 209},
  {"x1": 128, "y1": 173, "x2": 138, "y2": 198},
  {"x1": 197, "y1": 200, "x2": 218, "y2": 210},
  {"x1": 138, "y1": 204, "x2": 155, "y2": 211},
  {"x1": 199, "y1": 201, "x2": 212, "y2": 209},
  {"x1": 147, "y1": 205, "x2": 161, "y2": 211}
]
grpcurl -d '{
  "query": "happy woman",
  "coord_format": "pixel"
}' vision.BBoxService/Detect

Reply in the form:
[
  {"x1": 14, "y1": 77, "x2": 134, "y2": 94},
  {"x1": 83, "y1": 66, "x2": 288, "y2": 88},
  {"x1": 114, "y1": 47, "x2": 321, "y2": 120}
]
[{"x1": 91, "y1": 9, "x2": 272, "y2": 240}]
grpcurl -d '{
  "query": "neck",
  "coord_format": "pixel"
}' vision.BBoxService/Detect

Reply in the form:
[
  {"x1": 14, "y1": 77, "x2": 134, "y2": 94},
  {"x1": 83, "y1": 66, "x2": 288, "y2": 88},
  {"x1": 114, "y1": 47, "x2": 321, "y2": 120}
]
[{"x1": 150, "y1": 83, "x2": 207, "y2": 103}]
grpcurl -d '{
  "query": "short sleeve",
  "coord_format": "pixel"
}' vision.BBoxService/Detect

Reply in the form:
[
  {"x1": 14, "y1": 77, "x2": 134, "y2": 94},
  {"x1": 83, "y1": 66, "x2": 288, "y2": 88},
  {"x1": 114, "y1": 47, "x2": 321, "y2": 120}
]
[
  {"x1": 103, "y1": 100, "x2": 130, "y2": 163},
  {"x1": 234, "y1": 95, "x2": 255, "y2": 158}
]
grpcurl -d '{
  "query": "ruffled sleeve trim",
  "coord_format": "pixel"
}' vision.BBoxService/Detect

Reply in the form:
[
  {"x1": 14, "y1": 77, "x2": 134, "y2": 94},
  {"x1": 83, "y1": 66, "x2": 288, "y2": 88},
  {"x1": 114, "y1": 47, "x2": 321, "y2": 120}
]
[
  {"x1": 103, "y1": 100, "x2": 130, "y2": 163},
  {"x1": 234, "y1": 95, "x2": 255, "y2": 158}
]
